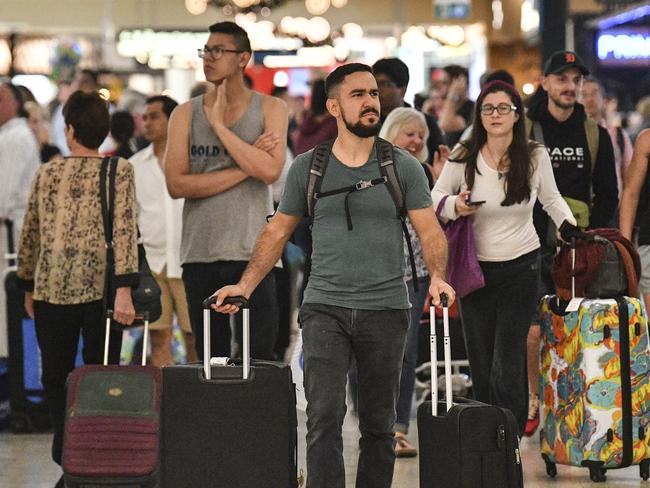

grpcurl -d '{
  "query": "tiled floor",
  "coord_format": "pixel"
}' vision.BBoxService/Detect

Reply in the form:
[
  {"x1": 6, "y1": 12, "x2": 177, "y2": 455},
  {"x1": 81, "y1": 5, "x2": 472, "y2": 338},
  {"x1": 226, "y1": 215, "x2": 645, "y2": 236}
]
[{"x1": 1, "y1": 408, "x2": 647, "y2": 488}]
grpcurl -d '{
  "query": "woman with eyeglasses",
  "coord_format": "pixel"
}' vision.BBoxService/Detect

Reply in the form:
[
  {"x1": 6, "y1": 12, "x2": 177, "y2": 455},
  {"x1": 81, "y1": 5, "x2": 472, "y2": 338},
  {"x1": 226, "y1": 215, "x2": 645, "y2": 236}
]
[{"x1": 432, "y1": 80, "x2": 577, "y2": 434}]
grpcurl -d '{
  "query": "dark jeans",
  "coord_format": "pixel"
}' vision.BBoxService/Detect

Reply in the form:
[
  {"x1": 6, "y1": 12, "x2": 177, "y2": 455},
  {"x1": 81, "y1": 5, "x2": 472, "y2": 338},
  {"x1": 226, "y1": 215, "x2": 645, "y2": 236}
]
[
  {"x1": 459, "y1": 250, "x2": 540, "y2": 436},
  {"x1": 33, "y1": 300, "x2": 122, "y2": 465},
  {"x1": 395, "y1": 276, "x2": 429, "y2": 433},
  {"x1": 299, "y1": 303, "x2": 409, "y2": 488},
  {"x1": 182, "y1": 261, "x2": 278, "y2": 361}
]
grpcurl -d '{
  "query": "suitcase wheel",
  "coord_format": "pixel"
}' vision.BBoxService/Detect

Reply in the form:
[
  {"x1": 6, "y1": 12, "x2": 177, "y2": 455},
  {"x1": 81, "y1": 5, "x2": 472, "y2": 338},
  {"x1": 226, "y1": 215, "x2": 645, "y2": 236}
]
[
  {"x1": 10, "y1": 412, "x2": 33, "y2": 433},
  {"x1": 542, "y1": 454, "x2": 557, "y2": 478},
  {"x1": 641, "y1": 460, "x2": 650, "y2": 481},
  {"x1": 588, "y1": 466, "x2": 607, "y2": 483},
  {"x1": 544, "y1": 460, "x2": 557, "y2": 478}
]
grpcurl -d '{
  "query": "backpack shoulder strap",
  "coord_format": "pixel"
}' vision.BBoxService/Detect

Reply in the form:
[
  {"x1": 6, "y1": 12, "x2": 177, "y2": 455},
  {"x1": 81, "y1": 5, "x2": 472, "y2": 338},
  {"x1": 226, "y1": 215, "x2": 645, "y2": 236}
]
[
  {"x1": 584, "y1": 118, "x2": 599, "y2": 174},
  {"x1": 375, "y1": 137, "x2": 421, "y2": 291},
  {"x1": 375, "y1": 137, "x2": 405, "y2": 218},
  {"x1": 306, "y1": 139, "x2": 335, "y2": 218}
]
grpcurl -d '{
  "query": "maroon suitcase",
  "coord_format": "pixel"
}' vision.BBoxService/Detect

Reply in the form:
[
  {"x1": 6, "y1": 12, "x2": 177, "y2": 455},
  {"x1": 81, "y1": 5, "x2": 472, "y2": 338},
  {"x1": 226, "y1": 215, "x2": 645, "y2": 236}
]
[{"x1": 62, "y1": 313, "x2": 160, "y2": 487}]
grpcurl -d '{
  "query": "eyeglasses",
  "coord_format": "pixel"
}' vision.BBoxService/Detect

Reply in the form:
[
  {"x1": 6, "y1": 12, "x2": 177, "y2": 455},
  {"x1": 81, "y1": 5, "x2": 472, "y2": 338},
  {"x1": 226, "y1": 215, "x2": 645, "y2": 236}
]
[
  {"x1": 198, "y1": 46, "x2": 244, "y2": 59},
  {"x1": 480, "y1": 103, "x2": 518, "y2": 115}
]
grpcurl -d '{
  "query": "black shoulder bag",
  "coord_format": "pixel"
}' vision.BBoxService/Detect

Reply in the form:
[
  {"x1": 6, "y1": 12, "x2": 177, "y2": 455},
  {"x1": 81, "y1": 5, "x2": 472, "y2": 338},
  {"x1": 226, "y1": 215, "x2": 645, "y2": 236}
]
[{"x1": 100, "y1": 156, "x2": 162, "y2": 323}]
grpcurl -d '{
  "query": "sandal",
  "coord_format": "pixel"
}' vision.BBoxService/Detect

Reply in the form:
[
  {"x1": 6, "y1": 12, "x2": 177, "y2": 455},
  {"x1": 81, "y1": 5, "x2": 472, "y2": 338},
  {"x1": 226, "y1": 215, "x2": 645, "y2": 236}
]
[{"x1": 394, "y1": 432, "x2": 418, "y2": 458}]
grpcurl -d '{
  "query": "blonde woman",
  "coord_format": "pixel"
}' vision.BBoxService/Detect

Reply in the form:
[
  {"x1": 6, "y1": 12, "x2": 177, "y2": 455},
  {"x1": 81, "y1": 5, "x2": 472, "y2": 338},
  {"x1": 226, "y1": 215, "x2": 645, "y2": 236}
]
[{"x1": 379, "y1": 107, "x2": 448, "y2": 457}]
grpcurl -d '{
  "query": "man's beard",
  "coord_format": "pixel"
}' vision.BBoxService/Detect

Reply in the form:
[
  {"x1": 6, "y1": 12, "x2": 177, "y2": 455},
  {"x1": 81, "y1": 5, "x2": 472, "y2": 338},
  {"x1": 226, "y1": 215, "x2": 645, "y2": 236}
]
[
  {"x1": 549, "y1": 91, "x2": 576, "y2": 110},
  {"x1": 342, "y1": 107, "x2": 381, "y2": 138}
]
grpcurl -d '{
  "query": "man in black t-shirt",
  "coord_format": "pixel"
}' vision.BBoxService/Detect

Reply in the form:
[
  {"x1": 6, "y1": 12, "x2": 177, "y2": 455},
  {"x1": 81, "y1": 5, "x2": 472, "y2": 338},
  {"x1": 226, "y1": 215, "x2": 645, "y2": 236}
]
[
  {"x1": 524, "y1": 50, "x2": 618, "y2": 438},
  {"x1": 372, "y1": 57, "x2": 446, "y2": 172}
]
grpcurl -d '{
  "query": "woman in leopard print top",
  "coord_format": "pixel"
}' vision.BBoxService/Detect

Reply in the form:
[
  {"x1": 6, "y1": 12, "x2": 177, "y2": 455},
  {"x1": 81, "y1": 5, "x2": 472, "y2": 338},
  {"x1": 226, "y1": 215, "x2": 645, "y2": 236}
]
[{"x1": 16, "y1": 91, "x2": 139, "y2": 482}]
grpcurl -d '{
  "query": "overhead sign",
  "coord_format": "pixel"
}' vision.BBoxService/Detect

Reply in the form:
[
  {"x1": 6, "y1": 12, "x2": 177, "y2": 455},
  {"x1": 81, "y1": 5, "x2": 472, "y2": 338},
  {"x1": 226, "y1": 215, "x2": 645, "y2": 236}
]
[
  {"x1": 597, "y1": 27, "x2": 650, "y2": 67},
  {"x1": 434, "y1": 0, "x2": 471, "y2": 20}
]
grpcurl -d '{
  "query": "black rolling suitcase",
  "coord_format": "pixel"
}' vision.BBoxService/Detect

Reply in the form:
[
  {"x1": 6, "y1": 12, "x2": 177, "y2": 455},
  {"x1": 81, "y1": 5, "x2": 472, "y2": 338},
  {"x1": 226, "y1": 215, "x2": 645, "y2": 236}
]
[
  {"x1": 4, "y1": 219, "x2": 51, "y2": 433},
  {"x1": 161, "y1": 296, "x2": 299, "y2": 488},
  {"x1": 417, "y1": 294, "x2": 524, "y2": 488}
]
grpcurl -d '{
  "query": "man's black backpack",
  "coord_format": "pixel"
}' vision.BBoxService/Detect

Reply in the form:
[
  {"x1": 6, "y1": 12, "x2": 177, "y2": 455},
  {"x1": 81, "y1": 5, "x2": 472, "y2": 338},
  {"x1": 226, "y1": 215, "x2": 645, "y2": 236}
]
[{"x1": 305, "y1": 137, "x2": 420, "y2": 291}]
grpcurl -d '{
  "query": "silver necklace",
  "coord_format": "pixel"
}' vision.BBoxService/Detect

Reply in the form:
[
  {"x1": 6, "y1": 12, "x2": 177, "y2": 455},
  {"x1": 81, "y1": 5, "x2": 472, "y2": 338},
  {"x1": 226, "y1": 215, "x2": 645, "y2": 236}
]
[{"x1": 484, "y1": 145, "x2": 508, "y2": 179}]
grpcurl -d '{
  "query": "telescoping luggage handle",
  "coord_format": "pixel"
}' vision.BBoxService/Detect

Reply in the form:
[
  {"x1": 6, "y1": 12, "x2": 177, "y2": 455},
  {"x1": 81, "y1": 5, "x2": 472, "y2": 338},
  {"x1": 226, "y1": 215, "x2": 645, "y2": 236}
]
[
  {"x1": 202, "y1": 295, "x2": 250, "y2": 381},
  {"x1": 103, "y1": 311, "x2": 150, "y2": 366},
  {"x1": 430, "y1": 293, "x2": 453, "y2": 417}
]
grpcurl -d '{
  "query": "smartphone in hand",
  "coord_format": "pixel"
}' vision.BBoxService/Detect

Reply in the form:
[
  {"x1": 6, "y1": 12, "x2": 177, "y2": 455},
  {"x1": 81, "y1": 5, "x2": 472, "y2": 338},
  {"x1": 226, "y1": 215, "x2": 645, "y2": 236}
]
[{"x1": 466, "y1": 200, "x2": 486, "y2": 206}]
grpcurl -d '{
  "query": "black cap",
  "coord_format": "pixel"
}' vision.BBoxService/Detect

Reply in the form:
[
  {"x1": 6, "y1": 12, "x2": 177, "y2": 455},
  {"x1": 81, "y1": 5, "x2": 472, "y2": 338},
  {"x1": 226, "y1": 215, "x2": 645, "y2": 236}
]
[{"x1": 543, "y1": 50, "x2": 589, "y2": 76}]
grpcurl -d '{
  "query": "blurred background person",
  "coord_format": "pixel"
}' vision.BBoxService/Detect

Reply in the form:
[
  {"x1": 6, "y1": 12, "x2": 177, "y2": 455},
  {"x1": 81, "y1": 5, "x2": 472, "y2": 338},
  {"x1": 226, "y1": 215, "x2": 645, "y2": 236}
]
[
  {"x1": 438, "y1": 65, "x2": 475, "y2": 147},
  {"x1": 109, "y1": 110, "x2": 136, "y2": 159},
  {"x1": 632, "y1": 96, "x2": 650, "y2": 143},
  {"x1": 620, "y1": 128, "x2": 650, "y2": 313},
  {"x1": 294, "y1": 78, "x2": 337, "y2": 156},
  {"x1": 117, "y1": 89, "x2": 148, "y2": 151},
  {"x1": 581, "y1": 75, "x2": 633, "y2": 221},
  {"x1": 0, "y1": 82, "x2": 40, "y2": 361},
  {"x1": 130, "y1": 95, "x2": 198, "y2": 367},
  {"x1": 49, "y1": 80, "x2": 74, "y2": 156},
  {"x1": 25, "y1": 101, "x2": 61, "y2": 163}
]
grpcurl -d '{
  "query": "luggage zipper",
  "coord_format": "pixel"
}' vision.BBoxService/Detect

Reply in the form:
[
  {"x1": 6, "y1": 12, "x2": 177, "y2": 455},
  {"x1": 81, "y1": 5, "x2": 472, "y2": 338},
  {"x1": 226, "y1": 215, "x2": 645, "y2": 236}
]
[
  {"x1": 497, "y1": 424, "x2": 506, "y2": 448},
  {"x1": 515, "y1": 445, "x2": 521, "y2": 465}
]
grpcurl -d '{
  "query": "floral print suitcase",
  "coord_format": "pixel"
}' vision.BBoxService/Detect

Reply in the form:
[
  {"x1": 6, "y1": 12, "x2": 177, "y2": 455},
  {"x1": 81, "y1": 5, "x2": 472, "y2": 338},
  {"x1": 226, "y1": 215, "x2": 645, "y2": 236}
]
[{"x1": 539, "y1": 296, "x2": 650, "y2": 482}]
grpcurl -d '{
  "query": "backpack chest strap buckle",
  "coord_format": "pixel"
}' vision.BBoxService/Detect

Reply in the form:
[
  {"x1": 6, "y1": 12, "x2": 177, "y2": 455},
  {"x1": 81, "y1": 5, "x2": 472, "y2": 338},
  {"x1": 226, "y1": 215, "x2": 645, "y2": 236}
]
[{"x1": 355, "y1": 176, "x2": 387, "y2": 191}]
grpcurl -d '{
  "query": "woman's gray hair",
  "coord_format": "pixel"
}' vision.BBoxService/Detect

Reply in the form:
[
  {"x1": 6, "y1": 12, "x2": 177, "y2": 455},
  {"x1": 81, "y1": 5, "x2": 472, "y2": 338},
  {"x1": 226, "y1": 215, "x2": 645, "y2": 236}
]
[{"x1": 378, "y1": 107, "x2": 429, "y2": 163}]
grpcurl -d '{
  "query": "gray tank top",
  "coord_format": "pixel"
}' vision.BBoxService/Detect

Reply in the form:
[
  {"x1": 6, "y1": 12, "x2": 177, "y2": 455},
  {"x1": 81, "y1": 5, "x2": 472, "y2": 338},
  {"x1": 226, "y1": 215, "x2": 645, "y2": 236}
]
[{"x1": 182, "y1": 92, "x2": 272, "y2": 264}]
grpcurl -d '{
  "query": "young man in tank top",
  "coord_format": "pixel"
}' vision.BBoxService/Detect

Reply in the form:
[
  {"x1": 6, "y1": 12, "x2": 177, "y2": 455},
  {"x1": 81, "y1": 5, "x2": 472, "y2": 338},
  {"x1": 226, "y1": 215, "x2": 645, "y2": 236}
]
[{"x1": 165, "y1": 21, "x2": 288, "y2": 361}]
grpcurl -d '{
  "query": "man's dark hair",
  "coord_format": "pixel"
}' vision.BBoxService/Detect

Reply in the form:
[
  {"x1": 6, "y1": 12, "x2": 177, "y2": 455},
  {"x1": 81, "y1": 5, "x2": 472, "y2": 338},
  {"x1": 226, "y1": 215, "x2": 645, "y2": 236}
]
[
  {"x1": 444, "y1": 64, "x2": 469, "y2": 80},
  {"x1": 146, "y1": 95, "x2": 178, "y2": 119},
  {"x1": 325, "y1": 63, "x2": 373, "y2": 98},
  {"x1": 3, "y1": 83, "x2": 28, "y2": 118},
  {"x1": 79, "y1": 69, "x2": 99, "y2": 85},
  {"x1": 208, "y1": 21, "x2": 252, "y2": 53},
  {"x1": 110, "y1": 111, "x2": 135, "y2": 146},
  {"x1": 243, "y1": 73, "x2": 253, "y2": 89},
  {"x1": 272, "y1": 86, "x2": 288, "y2": 98},
  {"x1": 310, "y1": 78, "x2": 328, "y2": 115},
  {"x1": 482, "y1": 69, "x2": 515, "y2": 87},
  {"x1": 372, "y1": 58, "x2": 410, "y2": 88},
  {"x1": 413, "y1": 92, "x2": 427, "y2": 111},
  {"x1": 63, "y1": 90, "x2": 109, "y2": 149}
]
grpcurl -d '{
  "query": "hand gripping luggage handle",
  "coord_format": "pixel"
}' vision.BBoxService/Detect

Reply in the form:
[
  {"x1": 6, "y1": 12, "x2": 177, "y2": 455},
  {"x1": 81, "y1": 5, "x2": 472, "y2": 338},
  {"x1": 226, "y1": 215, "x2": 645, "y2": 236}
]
[
  {"x1": 104, "y1": 310, "x2": 150, "y2": 366},
  {"x1": 202, "y1": 296, "x2": 250, "y2": 381},
  {"x1": 430, "y1": 293, "x2": 453, "y2": 416}
]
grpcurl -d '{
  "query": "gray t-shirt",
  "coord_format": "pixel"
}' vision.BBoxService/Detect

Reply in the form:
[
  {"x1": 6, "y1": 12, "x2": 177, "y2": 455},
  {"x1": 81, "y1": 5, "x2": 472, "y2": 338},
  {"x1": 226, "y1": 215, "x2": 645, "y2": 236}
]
[{"x1": 278, "y1": 143, "x2": 432, "y2": 310}]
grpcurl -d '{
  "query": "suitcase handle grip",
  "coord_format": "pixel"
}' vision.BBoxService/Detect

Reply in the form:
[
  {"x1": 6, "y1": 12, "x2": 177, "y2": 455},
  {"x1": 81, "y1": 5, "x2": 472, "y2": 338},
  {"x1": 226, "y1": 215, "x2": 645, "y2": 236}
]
[
  {"x1": 104, "y1": 310, "x2": 150, "y2": 366},
  {"x1": 203, "y1": 295, "x2": 250, "y2": 381},
  {"x1": 202, "y1": 295, "x2": 249, "y2": 309},
  {"x1": 430, "y1": 293, "x2": 453, "y2": 417}
]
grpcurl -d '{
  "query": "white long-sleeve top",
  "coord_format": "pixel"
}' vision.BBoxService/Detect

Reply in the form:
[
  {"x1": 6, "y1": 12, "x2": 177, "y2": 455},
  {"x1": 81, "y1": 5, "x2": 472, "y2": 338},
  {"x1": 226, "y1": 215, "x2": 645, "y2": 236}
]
[
  {"x1": 432, "y1": 146, "x2": 575, "y2": 262},
  {"x1": 0, "y1": 117, "x2": 40, "y2": 233},
  {"x1": 130, "y1": 144, "x2": 184, "y2": 278}
]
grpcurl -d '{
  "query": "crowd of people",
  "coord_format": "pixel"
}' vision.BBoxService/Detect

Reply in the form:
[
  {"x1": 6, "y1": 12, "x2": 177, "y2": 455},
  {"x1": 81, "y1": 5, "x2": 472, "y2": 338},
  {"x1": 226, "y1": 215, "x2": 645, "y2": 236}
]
[{"x1": 1, "y1": 18, "x2": 650, "y2": 488}]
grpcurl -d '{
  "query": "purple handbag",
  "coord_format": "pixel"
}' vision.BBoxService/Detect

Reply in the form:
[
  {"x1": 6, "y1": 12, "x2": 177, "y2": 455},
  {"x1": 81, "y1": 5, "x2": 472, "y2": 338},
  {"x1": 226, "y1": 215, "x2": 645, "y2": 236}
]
[{"x1": 435, "y1": 195, "x2": 485, "y2": 298}]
